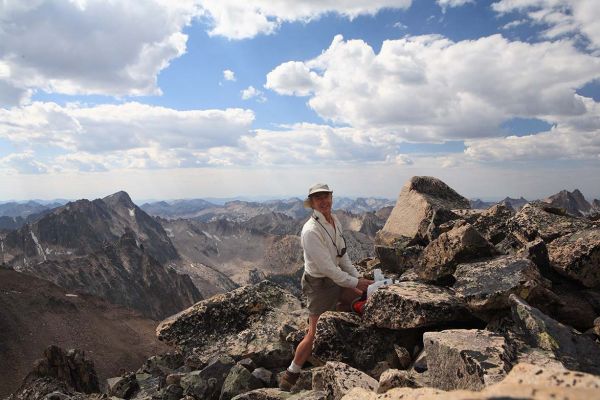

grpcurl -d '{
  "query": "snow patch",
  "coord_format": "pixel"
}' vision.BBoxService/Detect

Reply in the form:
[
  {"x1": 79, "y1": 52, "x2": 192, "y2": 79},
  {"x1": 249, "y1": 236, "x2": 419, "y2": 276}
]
[
  {"x1": 30, "y1": 231, "x2": 47, "y2": 261},
  {"x1": 65, "y1": 294, "x2": 79, "y2": 297},
  {"x1": 164, "y1": 228, "x2": 174, "y2": 238},
  {"x1": 202, "y1": 231, "x2": 222, "y2": 242},
  {"x1": 186, "y1": 230, "x2": 195, "y2": 237},
  {"x1": 129, "y1": 208, "x2": 135, "y2": 218}
]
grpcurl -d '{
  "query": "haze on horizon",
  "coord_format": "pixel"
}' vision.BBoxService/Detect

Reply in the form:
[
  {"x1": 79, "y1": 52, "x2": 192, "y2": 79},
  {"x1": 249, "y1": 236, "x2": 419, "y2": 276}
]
[{"x1": 1, "y1": 1, "x2": 599, "y2": 202}]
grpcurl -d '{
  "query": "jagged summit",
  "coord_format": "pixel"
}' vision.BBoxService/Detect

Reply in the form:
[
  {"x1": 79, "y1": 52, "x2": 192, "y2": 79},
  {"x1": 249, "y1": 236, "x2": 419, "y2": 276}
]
[
  {"x1": 544, "y1": 188, "x2": 591, "y2": 216},
  {"x1": 103, "y1": 190, "x2": 135, "y2": 208}
]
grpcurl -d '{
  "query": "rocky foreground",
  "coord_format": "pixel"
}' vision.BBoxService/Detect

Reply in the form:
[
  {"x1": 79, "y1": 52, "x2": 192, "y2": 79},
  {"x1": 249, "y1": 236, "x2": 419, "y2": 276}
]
[{"x1": 7, "y1": 176, "x2": 600, "y2": 400}]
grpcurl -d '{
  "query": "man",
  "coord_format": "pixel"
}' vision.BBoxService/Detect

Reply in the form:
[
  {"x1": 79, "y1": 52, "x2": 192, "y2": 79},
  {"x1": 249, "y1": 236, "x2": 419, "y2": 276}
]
[{"x1": 279, "y1": 183, "x2": 373, "y2": 391}]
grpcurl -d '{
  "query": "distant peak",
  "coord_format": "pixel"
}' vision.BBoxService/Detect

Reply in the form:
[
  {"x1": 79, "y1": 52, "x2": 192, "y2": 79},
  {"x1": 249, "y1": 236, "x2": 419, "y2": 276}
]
[{"x1": 103, "y1": 191, "x2": 134, "y2": 207}]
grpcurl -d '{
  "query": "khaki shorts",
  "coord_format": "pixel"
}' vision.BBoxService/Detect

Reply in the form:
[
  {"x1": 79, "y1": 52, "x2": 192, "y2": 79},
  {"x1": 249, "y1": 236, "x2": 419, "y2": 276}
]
[{"x1": 301, "y1": 273, "x2": 341, "y2": 316}]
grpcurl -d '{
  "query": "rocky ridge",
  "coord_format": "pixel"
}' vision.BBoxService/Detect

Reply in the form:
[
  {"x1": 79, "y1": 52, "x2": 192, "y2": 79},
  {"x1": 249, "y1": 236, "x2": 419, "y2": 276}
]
[{"x1": 7, "y1": 176, "x2": 600, "y2": 400}]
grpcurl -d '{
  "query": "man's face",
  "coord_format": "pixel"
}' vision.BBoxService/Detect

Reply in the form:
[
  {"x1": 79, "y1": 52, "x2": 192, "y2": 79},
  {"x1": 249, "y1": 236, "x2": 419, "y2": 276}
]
[{"x1": 310, "y1": 192, "x2": 333, "y2": 215}]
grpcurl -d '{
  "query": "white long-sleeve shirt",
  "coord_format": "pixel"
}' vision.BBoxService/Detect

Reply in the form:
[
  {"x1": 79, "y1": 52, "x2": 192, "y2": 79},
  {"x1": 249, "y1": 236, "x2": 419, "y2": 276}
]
[{"x1": 301, "y1": 209, "x2": 359, "y2": 288}]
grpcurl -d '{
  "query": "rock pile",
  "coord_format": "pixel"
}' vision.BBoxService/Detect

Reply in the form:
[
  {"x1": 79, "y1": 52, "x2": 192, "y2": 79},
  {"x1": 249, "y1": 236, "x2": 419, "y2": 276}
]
[{"x1": 8, "y1": 176, "x2": 600, "y2": 400}]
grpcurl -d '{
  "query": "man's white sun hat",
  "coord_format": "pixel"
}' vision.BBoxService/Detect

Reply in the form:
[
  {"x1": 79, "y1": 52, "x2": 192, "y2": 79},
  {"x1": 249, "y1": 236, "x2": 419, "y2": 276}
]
[{"x1": 303, "y1": 183, "x2": 333, "y2": 208}]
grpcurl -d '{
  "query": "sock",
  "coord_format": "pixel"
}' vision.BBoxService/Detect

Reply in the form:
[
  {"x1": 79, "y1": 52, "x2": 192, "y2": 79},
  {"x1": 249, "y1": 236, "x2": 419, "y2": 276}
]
[{"x1": 287, "y1": 361, "x2": 302, "y2": 373}]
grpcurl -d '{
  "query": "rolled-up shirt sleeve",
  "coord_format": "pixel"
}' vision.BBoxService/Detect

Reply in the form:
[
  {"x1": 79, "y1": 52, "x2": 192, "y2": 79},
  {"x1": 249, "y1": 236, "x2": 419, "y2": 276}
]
[{"x1": 302, "y1": 229, "x2": 359, "y2": 288}]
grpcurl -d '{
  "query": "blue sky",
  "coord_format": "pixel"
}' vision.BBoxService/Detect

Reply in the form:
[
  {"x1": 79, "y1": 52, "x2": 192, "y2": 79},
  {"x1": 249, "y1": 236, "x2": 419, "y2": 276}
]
[{"x1": 0, "y1": 0, "x2": 599, "y2": 201}]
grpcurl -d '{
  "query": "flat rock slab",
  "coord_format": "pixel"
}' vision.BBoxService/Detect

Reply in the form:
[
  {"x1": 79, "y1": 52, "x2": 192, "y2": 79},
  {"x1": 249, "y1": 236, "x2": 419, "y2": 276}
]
[
  {"x1": 157, "y1": 280, "x2": 305, "y2": 368},
  {"x1": 231, "y1": 388, "x2": 291, "y2": 400},
  {"x1": 418, "y1": 223, "x2": 497, "y2": 281},
  {"x1": 312, "y1": 361, "x2": 378, "y2": 400},
  {"x1": 342, "y1": 362, "x2": 600, "y2": 399},
  {"x1": 423, "y1": 329, "x2": 513, "y2": 391},
  {"x1": 510, "y1": 294, "x2": 600, "y2": 375},
  {"x1": 362, "y1": 282, "x2": 472, "y2": 330},
  {"x1": 313, "y1": 312, "x2": 420, "y2": 372},
  {"x1": 377, "y1": 176, "x2": 470, "y2": 245},
  {"x1": 547, "y1": 228, "x2": 600, "y2": 288},
  {"x1": 453, "y1": 256, "x2": 546, "y2": 314}
]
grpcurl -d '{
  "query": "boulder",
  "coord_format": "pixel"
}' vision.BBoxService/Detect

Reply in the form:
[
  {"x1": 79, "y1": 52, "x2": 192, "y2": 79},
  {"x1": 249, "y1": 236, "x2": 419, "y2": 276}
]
[
  {"x1": 312, "y1": 312, "x2": 420, "y2": 372},
  {"x1": 418, "y1": 223, "x2": 498, "y2": 282},
  {"x1": 107, "y1": 373, "x2": 140, "y2": 399},
  {"x1": 509, "y1": 294, "x2": 600, "y2": 375},
  {"x1": 139, "y1": 352, "x2": 185, "y2": 376},
  {"x1": 516, "y1": 238, "x2": 551, "y2": 274},
  {"x1": 423, "y1": 329, "x2": 513, "y2": 391},
  {"x1": 362, "y1": 282, "x2": 473, "y2": 330},
  {"x1": 453, "y1": 256, "x2": 548, "y2": 316},
  {"x1": 376, "y1": 176, "x2": 470, "y2": 246},
  {"x1": 251, "y1": 368, "x2": 273, "y2": 387},
  {"x1": 547, "y1": 228, "x2": 600, "y2": 287},
  {"x1": 180, "y1": 355, "x2": 236, "y2": 400},
  {"x1": 472, "y1": 204, "x2": 514, "y2": 245},
  {"x1": 219, "y1": 364, "x2": 263, "y2": 400},
  {"x1": 159, "y1": 384, "x2": 184, "y2": 400},
  {"x1": 157, "y1": 281, "x2": 306, "y2": 368},
  {"x1": 374, "y1": 241, "x2": 423, "y2": 275},
  {"x1": 509, "y1": 203, "x2": 594, "y2": 243},
  {"x1": 312, "y1": 362, "x2": 378, "y2": 400},
  {"x1": 377, "y1": 369, "x2": 420, "y2": 393}
]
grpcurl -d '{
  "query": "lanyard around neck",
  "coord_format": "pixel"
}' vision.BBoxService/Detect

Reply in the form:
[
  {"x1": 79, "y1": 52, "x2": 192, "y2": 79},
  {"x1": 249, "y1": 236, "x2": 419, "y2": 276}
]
[{"x1": 313, "y1": 213, "x2": 343, "y2": 255}]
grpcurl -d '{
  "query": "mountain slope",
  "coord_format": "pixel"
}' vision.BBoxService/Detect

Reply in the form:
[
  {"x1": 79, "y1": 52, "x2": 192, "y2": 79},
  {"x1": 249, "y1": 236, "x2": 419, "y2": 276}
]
[
  {"x1": 17, "y1": 231, "x2": 201, "y2": 320},
  {"x1": 0, "y1": 267, "x2": 170, "y2": 398}
]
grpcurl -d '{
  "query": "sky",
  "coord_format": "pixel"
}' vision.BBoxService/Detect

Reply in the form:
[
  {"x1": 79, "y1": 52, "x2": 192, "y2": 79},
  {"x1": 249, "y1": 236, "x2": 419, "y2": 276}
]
[{"x1": 0, "y1": 0, "x2": 599, "y2": 202}]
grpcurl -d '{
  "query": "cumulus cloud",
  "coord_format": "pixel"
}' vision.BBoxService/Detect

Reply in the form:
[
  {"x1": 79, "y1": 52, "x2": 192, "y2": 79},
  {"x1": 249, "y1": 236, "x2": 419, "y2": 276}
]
[
  {"x1": 265, "y1": 34, "x2": 600, "y2": 142},
  {"x1": 241, "y1": 86, "x2": 266, "y2": 102},
  {"x1": 265, "y1": 61, "x2": 321, "y2": 96},
  {"x1": 492, "y1": 0, "x2": 600, "y2": 51},
  {"x1": 198, "y1": 0, "x2": 412, "y2": 39},
  {"x1": 223, "y1": 69, "x2": 236, "y2": 81},
  {"x1": 0, "y1": 0, "x2": 199, "y2": 104}
]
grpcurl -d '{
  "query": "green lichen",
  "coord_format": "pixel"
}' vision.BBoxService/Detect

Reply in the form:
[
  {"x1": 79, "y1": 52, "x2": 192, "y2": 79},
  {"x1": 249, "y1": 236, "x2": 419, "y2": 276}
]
[{"x1": 537, "y1": 332, "x2": 559, "y2": 351}]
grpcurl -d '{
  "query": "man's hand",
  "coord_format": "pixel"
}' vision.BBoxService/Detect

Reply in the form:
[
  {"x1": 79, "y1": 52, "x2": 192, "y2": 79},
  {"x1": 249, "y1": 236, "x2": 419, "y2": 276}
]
[{"x1": 356, "y1": 277, "x2": 374, "y2": 292}]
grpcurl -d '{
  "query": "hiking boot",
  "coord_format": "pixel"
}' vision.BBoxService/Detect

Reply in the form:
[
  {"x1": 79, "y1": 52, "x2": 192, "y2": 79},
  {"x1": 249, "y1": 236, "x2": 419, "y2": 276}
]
[{"x1": 279, "y1": 370, "x2": 300, "y2": 391}]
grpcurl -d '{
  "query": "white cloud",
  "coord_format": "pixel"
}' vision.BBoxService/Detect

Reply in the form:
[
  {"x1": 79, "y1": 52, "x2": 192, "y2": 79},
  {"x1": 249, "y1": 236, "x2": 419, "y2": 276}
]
[
  {"x1": 0, "y1": 101, "x2": 255, "y2": 171},
  {"x1": 437, "y1": 0, "x2": 474, "y2": 12},
  {"x1": 501, "y1": 19, "x2": 528, "y2": 30},
  {"x1": 241, "y1": 86, "x2": 266, "y2": 102},
  {"x1": 0, "y1": 0, "x2": 199, "y2": 104},
  {"x1": 265, "y1": 61, "x2": 321, "y2": 96},
  {"x1": 492, "y1": 0, "x2": 600, "y2": 51},
  {"x1": 465, "y1": 95, "x2": 600, "y2": 162},
  {"x1": 198, "y1": 0, "x2": 412, "y2": 39},
  {"x1": 266, "y1": 34, "x2": 600, "y2": 143},
  {"x1": 241, "y1": 123, "x2": 409, "y2": 166},
  {"x1": 223, "y1": 69, "x2": 236, "y2": 81},
  {"x1": 0, "y1": 151, "x2": 49, "y2": 174}
]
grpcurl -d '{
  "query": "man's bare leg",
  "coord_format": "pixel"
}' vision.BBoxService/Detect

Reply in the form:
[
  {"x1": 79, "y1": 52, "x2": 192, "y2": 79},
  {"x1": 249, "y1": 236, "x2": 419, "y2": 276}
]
[{"x1": 292, "y1": 314, "x2": 320, "y2": 367}]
